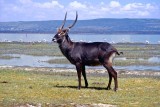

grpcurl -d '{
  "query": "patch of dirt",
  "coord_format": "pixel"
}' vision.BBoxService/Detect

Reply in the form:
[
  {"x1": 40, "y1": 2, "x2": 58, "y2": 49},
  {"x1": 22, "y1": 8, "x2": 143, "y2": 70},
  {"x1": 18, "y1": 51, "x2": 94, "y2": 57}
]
[
  {"x1": 74, "y1": 103, "x2": 117, "y2": 107},
  {"x1": 15, "y1": 103, "x2": 117, "y2": 107},
  {"x1": 0, "y1": 66, "x2": 160, "y2": 77}
]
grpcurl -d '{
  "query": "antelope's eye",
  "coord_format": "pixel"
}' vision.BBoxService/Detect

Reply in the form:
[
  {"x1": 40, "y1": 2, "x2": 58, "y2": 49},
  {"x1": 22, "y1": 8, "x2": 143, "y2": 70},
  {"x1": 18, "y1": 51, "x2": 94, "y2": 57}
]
[
  {"x1": 58, "y1": 32, "x2": 63, "y2": 36},
  {"x1": 58, "y1": 32, "x2": 65, "y2": 36},
  {"x1": 58, "y1": 32, "x2": 63, "y2": 35}
]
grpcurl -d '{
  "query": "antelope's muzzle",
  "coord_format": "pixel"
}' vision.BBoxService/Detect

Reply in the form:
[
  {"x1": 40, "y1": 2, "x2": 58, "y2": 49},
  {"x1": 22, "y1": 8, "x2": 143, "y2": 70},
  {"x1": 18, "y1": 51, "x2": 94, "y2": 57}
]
[{"x1": 52, "y1": 38, "x2": 57, "y2": 42}]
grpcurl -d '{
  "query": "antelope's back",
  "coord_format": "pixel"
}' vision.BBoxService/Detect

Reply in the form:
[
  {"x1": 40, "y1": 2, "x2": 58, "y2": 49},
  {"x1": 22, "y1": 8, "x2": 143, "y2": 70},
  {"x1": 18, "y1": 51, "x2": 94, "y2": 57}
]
[{"x1": 72, "y1": 42, "x2": 115, "y2": 66}]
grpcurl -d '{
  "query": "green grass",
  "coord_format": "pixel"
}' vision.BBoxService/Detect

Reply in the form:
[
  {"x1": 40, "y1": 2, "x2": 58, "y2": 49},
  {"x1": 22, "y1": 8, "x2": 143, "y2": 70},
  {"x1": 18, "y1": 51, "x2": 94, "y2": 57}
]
[
  {"x1": 0, "y1": 42, "x2": 62, "y2": 56},
  {"x1": 0, "y1": 55, "x2": 20, "y2": 60},
  {"x1": 46, "y1": 57, "x2": 160, "y2": 66},
  {"x1": 0, "y1": 42, "x2": 160, "y2": 58},
  {"x1": 114, "y1": 59, "x2": 160, "y2": 66},
  {"x1": 0, "y1": 69, "x2": 160, "y2": 107}
]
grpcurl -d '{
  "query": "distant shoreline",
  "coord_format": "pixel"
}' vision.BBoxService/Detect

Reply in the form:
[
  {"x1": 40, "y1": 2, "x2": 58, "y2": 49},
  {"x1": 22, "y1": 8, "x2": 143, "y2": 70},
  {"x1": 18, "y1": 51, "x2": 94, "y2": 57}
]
[
  {"x1": 0, "y1": 31, "x2": 160, "y2": 35},
  {"x1": 1, "y1": 18, "x2": 160, "y2": 34}
]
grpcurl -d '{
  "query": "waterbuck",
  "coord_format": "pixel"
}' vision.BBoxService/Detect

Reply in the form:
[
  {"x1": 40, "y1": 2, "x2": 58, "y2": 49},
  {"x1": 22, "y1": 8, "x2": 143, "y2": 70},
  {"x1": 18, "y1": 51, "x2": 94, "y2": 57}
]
[{"x1": 52, "y1": 12, "x2": 123, "y2": 91}]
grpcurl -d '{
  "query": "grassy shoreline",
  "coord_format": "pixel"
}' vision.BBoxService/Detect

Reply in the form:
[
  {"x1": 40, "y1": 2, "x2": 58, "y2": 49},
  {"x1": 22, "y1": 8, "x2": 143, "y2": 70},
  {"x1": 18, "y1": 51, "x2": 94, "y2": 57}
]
[
  {"x1": 0, "y1": 68, "x2": 160, "y2": 107},
  {"x1": 0, "y1": 42, "x2": 160, "y2": 57},
  {"x1": 0, "y1": 42, "x2": 160, "y2": 106},
  {"x1": 0, "y1": 42, "x2": 160, "y2": 67}
]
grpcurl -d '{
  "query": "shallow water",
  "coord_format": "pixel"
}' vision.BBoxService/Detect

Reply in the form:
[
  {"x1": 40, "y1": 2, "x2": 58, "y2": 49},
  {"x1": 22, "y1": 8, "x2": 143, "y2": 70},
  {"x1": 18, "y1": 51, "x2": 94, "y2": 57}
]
[
  {"x1": 0, "y1": 54, "x2": 159, "y2": 71},
  {"x1": 115, "y1": 57, "x2": 160, "y2": 63},
  {"x1": 148, "y1": 57, "x2": 160, "y2": 63}
]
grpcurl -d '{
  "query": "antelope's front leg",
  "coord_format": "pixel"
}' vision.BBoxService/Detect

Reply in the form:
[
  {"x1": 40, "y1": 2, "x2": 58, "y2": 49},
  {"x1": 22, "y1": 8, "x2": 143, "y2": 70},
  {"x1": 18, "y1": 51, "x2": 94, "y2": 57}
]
[{"x1": 75, "y1": 63, "x2": 82, "y2": 89}]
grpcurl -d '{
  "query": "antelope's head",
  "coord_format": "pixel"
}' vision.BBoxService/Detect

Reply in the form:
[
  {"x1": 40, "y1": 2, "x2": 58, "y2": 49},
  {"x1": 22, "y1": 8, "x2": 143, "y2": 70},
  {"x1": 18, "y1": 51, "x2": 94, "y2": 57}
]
[{"x1": 52, "y1": 12, "x2": 78, "y2": 43}]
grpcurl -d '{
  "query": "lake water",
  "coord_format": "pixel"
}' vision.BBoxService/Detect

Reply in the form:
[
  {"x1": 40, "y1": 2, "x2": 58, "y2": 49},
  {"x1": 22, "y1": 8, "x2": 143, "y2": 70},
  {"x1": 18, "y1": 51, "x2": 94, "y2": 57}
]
[
  {"x1": 0, "y1": 54, "x2": 159, "y2": 71},
  {"x1": 0, "y1": 33, "x2": 160, "y2": 71},
  {"x1": 0, "y1": 33, "x2": 160, "y2": 44}
]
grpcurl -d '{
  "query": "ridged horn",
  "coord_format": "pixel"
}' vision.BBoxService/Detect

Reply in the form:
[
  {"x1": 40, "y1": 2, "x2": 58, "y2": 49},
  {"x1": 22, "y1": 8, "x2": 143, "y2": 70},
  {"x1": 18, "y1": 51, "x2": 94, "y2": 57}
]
[
  {"x1": 68, "y1": 11, "x2": 78, "y2": 29},
  {"x1": 60, "y1": 12, "x2": 67, "y2": 29}
]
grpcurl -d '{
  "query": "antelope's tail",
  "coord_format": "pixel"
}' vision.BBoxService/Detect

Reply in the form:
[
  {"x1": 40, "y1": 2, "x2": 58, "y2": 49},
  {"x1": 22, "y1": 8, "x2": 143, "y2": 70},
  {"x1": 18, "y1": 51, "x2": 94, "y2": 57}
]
[{"x1": 116, "y1": 51, "x2": 123, "y2": 55}]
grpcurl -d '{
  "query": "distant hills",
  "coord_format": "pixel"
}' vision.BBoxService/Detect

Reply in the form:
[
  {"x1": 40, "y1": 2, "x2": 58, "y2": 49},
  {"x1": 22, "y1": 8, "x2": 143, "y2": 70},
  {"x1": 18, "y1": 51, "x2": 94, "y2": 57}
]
[{"x1": 0, "y1": 18, "x2": 160, "y2": 34}]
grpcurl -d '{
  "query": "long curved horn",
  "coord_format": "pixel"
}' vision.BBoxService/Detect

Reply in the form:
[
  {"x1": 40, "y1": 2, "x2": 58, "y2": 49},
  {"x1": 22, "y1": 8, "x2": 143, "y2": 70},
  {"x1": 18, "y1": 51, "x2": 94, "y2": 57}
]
[
  {"x1": 68, "y1": 11, "x2": 78, "y2": 29},
  {"x1": 60, "y1": 12, "x2": 67, "y2": 29}
]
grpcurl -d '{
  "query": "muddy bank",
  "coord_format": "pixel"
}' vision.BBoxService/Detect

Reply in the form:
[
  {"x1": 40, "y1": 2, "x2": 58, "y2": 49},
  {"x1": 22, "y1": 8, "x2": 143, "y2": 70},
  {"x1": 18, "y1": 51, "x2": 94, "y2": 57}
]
[
  {"x1": 0, "y1": 66, "x2": 160, "y2": 77},
  {"x1": 16, "y1": 103, "x2": 117, "y2": 107}
]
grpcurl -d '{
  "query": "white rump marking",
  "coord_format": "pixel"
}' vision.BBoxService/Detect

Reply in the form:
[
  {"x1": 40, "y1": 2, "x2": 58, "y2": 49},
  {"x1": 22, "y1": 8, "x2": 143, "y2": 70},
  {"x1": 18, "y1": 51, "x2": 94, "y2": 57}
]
[{"x1": 109, "y1": 52, "x2": 116, "y2": 64}]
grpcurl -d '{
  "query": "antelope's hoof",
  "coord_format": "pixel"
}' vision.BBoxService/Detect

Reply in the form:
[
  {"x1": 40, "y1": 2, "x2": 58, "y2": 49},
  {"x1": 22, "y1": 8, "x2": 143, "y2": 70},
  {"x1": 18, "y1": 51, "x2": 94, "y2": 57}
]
[
  {"x1": 114, "y1": 88, "x2": 118, "y2": 92},
  {"x1": 77, "y1": 86, "x2": 81, "y2": 90},
  {"x1": 85, "y1": 85, "x2": 88, "y2": 88},
  {"x1": 106, "y1": 87, "x2": 111, "y2": 90}
]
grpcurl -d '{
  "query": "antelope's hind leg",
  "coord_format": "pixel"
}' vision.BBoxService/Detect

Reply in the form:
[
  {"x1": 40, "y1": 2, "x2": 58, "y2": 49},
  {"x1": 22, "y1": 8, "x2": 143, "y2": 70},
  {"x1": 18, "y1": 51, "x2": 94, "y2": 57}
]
[
  {"x1": 106, "y1": 70, "x2": 112, "y2": 90},
  {"x1": 110, "y1": 67, "x2": 118, "y2": 91},
  {"x1": 104, "y1": 65, "x2": 118, "y2": 91},
  {"x1": 103, "y1": 52, "x2": 118, "y2": 91}
]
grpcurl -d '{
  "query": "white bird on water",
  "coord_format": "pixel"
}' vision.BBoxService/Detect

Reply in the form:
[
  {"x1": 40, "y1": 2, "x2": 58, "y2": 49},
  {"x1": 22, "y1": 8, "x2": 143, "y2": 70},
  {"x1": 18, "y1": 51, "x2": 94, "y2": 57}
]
[
  {"x1": 43, "y1": 39, "x2": 47, "y2": 42},
  {"x1": 145, "y1": 40, "x2": 149, "y2": 44}
]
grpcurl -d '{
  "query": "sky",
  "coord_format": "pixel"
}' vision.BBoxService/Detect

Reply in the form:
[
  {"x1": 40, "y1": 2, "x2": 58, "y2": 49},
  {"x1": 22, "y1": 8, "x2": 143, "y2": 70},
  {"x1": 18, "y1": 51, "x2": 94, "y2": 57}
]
[{"x1": 0, "y1": 0, "x2": 159, "y2": 22}]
